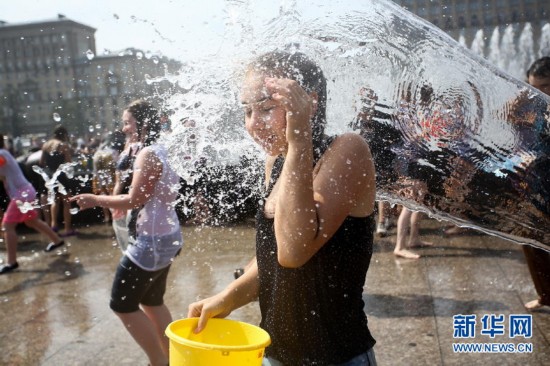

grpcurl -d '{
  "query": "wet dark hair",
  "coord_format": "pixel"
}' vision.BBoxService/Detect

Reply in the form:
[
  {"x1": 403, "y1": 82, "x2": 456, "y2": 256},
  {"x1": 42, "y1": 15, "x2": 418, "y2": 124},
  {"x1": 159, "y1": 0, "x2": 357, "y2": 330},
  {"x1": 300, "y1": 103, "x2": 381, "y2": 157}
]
[
  {"x1": 125, "y1": 100, "x2": 161, "y2": 146},
  {"x1": 526, "y1": 57, "x2": 550, "y2": 79},
  {"x1": 248, "y1": 51, "x2": 327, "y2": 159},
  {"x1": 53, "y1": 125, "x2": 68, "y2": 141}
]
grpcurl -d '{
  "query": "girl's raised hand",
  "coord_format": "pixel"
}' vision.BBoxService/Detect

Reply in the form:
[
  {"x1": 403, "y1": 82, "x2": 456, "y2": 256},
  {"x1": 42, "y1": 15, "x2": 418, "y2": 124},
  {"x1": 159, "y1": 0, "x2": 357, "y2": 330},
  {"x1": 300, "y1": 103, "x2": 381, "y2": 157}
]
[{"x1": 264, "y1": 77, "x2": 316, "y2": 145}]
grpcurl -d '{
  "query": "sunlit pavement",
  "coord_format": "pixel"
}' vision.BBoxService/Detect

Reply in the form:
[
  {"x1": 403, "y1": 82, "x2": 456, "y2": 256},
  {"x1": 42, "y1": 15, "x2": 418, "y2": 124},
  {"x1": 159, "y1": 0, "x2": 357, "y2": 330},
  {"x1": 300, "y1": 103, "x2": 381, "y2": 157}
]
[{"x1": 1, "y1": 219, "x2": 549, "y2": 365}]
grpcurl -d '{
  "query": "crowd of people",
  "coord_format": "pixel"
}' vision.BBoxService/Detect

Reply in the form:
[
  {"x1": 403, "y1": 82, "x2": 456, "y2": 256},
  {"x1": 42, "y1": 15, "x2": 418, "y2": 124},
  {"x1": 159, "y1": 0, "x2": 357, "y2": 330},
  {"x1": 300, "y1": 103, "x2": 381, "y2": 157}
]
[{"x1": 0, "y1": 52, "x2": 548, "y2": 366}]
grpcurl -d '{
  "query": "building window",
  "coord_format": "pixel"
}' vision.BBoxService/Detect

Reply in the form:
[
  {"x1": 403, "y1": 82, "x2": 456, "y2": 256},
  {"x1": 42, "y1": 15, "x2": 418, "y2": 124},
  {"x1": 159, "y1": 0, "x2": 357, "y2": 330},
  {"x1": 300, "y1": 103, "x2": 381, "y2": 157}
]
[{"x1": 471, "y1": 14, "x2": 479, "y2": 27}]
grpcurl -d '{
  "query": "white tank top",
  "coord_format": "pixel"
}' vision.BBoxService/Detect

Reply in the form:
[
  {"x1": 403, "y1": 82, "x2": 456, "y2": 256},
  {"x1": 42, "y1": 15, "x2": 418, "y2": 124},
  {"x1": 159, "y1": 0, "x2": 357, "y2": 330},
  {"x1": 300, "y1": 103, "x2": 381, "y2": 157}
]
[{"x1": 126, "y1": 144, "x2": 183, "y2": 270}]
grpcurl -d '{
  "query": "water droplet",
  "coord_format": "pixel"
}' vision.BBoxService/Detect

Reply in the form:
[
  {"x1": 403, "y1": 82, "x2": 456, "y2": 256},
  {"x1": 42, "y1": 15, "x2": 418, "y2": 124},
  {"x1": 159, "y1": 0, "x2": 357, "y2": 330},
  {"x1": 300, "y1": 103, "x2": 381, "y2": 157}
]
[
  {"x1": 95, "y1": 123, "x2": 101, "y2": 129},
  {"x1": 74, "y1": 257, "x2": 80, "y2": 264},
  {"x1": 65, "y1": 271, "x2": 71, "y2": 276},
  {"x1": 85, "y1": 49, "x2": 95, "y2": 60},
  {"x1": 70, "y1": 207, "x2": 79, "y2": 215},
  {"x1": 136, "y1": 51, "x2": 143, "y2": 59},
  {"x1": 152, "y1": 56, "x2": 159, "y2": 64},
  {"x1": 346, "y1": 159, "x2": 352, "y2": 164},
  {"x1": 52, "y1": 112, "x2": 61, "y2": 122},
  {"x1": 88, "y1": 125, "x2": 95, "y2": 133}
]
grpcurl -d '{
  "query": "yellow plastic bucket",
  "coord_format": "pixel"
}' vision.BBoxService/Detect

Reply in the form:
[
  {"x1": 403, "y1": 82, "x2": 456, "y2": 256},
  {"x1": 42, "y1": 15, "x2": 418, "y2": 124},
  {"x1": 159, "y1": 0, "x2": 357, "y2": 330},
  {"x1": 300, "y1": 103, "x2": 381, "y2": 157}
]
[{"x1": 165, "y1": 318, "x2": 271, "y2": 366}]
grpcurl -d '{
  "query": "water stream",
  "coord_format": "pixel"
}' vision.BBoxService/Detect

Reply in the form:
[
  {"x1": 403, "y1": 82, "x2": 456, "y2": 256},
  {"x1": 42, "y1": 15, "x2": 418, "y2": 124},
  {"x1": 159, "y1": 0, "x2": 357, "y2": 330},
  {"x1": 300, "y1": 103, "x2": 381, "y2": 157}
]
[{"x1": 96, "y1": 0, "x2": 550, "y2": 249}]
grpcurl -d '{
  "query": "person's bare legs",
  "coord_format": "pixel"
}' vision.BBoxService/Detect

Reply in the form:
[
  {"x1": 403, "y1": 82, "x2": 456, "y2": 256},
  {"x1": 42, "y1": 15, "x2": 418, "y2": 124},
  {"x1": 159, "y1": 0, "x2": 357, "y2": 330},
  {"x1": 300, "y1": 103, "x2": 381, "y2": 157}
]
[
  {"x1": 394, "y1": 207, "x2": 420, "y2": 259},
  {"x1": 379, "y1": 201, "x2": 387, "y2": 223},
  {"x1": 376, "y1": 201, "x2": 390, "y2": 236},
  {"x1": 24, "y1": 216, "x2": 62, "y2": 243},
  {"x1": 40, "y1": 194, "x2": 52, "y2": 227},
  {"x1": 2, "y1": 222, "x2": 18, "y2": 265},
  {"x1": 102, "y1": 207, "x2": 112, "y2": 223},
  {"x1": 115, "y1": 309, "x2": 169, "y2": 366},
  {"x1": 407, "y1": 211, "x2": 433, "y2": 248},
  {"x1": 50, "y1": 196, "x2": 60, "y2": 229},
  {"x1": 142, "y1": 304, "x2": 172, "y2": 356},
  {"x1": 61, "y1": 195, "x2": 72, "y2": 233}
]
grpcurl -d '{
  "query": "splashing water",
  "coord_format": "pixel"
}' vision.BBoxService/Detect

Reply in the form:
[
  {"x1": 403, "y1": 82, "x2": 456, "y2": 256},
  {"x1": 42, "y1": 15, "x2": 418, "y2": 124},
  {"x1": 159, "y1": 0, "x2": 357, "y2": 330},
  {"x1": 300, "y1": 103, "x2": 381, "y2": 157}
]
[
  {"x1": 150, "y1": 0, "x2": 549, "y2": 249},
  {"x1": 32, "y1": 163, "x2": 78, "y2": 206},
  {"x1": 85, "y1": 49, "x2": 95, "y2": 60},
  {"x1": 16, "y1": 200, "x2": 38, "y2": 214},
  {"x1": 540, "y1": 23, "x2": 550, "y2": 58}
]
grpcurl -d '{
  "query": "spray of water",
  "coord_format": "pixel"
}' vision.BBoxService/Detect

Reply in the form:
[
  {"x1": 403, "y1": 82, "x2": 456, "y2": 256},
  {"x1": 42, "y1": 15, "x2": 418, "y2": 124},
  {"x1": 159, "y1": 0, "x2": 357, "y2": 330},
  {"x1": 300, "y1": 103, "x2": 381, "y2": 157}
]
[
  {"x1": 32, "y1": 162, "x2": 78, "y2": 208},
  {"x1": 144, "y1": 0, "x2": 549, "y2": 249}
]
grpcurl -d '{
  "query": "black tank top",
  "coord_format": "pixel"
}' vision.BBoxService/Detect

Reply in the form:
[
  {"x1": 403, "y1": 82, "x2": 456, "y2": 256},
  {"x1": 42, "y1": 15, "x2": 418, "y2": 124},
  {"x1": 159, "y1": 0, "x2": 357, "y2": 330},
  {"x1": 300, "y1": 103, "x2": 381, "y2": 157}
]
[{"x1": 256, "y1": 138, "x2": 376, "y2": 365}]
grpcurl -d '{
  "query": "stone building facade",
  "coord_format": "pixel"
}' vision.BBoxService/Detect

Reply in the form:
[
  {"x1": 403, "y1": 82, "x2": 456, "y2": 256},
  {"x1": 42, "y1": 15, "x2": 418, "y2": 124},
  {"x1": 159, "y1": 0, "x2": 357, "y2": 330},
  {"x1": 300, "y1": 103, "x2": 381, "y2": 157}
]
[
  {"x1": 393, "y1": 0, "x2": 547, "y2": 30},
  {"x1": 0, "y1": 15, "x2": 180, "y2": 138}
]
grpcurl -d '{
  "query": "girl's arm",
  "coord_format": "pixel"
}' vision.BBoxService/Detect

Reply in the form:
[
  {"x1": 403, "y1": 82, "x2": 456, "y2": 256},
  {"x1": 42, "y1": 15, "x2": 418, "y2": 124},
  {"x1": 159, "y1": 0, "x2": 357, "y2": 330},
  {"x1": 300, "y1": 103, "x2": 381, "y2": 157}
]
[
  {"x1": 277, "y1": 134, "x2": 374, "y2": 268},
  {"x1": 71, "y1": 147, "x2": 162, "y2": 210},
  {"x1": 266, "y1": 78, "x2": 375, "y2": 268},
  {"x1": 188, "y1": 258, "x2": 259, "y2": 333}
]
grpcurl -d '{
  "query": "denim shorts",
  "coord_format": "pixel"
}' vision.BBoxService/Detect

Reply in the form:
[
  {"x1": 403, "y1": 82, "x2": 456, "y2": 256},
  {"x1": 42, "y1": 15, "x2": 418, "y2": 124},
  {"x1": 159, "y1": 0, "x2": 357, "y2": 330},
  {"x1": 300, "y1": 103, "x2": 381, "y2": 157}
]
[
  {"x1": 262, "y1": 348, "x2": 377, "y2": 366},
  {"x1": 109, "y1": 255, "x2": 171, "y2": 313}
]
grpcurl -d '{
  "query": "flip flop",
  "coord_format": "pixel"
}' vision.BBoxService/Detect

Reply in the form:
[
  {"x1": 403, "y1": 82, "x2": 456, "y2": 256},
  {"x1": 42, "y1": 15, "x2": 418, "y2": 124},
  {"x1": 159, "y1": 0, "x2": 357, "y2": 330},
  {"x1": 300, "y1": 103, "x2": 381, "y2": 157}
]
[
  {"x1": 44, "y1": 240, "x2": 65, "y2": 252},
  {"x1": 0, "y1": 262, "x2": 19, "y2": 274},
  {"x1": 60, "y1": 230, "x2": 79, "y2": 238}
]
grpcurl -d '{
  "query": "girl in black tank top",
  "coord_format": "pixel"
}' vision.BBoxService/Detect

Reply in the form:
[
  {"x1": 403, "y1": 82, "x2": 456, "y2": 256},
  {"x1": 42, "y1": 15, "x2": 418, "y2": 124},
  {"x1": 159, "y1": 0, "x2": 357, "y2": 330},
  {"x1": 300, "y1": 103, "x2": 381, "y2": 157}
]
[
  {"x1": 256, "y1": 143, "x2": 376, "y2": 365},
  {"x1": 187, "y1": 51, "x2": 377, "y2": 365}
]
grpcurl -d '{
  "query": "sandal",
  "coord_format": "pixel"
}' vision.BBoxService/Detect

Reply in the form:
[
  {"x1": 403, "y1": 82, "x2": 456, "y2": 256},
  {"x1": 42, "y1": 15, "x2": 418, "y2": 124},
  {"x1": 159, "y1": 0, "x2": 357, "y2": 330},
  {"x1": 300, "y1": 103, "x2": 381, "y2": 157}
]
[
  {"x1": 0, "y1": 262, "x2": 19, "y2": 274},
  {"x1": 44, "y1": 240, "x2": 65, "y2": 252},
  {"x1": 60, "y1": 230, "x2": 78, "y2": 238}
]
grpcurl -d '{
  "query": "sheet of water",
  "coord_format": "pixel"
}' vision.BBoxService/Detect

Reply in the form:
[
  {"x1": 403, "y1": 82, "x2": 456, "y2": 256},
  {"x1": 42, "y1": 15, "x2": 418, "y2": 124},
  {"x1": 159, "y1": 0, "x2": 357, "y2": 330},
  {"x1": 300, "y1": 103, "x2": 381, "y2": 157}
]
[{"x1": 132, "y1": 0, "x2": 550, "y2": 249}]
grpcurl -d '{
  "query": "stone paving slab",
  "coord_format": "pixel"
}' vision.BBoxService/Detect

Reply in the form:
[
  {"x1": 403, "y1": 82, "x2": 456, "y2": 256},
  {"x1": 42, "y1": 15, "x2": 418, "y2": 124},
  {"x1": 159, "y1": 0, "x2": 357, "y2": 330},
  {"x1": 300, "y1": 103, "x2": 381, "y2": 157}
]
[{"x1": 0, "y1": 220, "x2": 548, "y2": 365}]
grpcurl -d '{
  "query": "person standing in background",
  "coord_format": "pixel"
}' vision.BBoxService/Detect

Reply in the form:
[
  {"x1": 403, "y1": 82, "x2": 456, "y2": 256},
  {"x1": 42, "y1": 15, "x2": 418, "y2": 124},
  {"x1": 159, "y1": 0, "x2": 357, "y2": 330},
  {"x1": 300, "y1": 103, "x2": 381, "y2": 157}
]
[
  {"x1": 0, "y1": 133, "x2": 65, "y2": 274},
  {"x1": 92, "y1": 131, "x2": 126, "y2": 224},
  {"x1": 71, "y1": 100, "x2": 183, "y2": 366},
  {"x1": 521, "y1": 56, "x2": 550, "y2": 310},
  {"x1": 39, "y1": 125, "x2": 76, "y2": 237}
]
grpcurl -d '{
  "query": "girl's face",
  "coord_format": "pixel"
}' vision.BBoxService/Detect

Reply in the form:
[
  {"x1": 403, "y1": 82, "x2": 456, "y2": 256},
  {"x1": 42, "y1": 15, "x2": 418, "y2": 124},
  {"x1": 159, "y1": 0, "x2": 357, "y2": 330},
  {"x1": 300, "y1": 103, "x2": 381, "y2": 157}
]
[
  {"x1": 121, "y1": 110, "x2": 138, "y2": 140},
  {"x1": 241, "y1": 71, "x2": 288, "y2": 156}
]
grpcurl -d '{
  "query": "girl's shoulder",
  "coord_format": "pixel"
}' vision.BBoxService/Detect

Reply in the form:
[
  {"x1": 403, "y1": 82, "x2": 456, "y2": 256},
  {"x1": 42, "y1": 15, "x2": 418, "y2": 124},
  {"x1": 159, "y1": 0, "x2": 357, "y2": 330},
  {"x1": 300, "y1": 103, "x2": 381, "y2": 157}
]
[
  {"x1": 327, "y1": 132, "x2": 370, "y2": 156},
  {"x1": 138, "y1": 144, "x2": 165, "y2": 163}
]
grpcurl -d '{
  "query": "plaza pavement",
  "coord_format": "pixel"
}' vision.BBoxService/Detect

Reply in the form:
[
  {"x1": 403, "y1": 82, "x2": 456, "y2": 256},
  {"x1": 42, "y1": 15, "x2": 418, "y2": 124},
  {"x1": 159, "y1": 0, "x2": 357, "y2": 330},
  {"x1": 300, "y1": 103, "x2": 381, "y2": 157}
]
[{"x1": 0, "y1": 218, "x2": 549, "y2": 365}]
